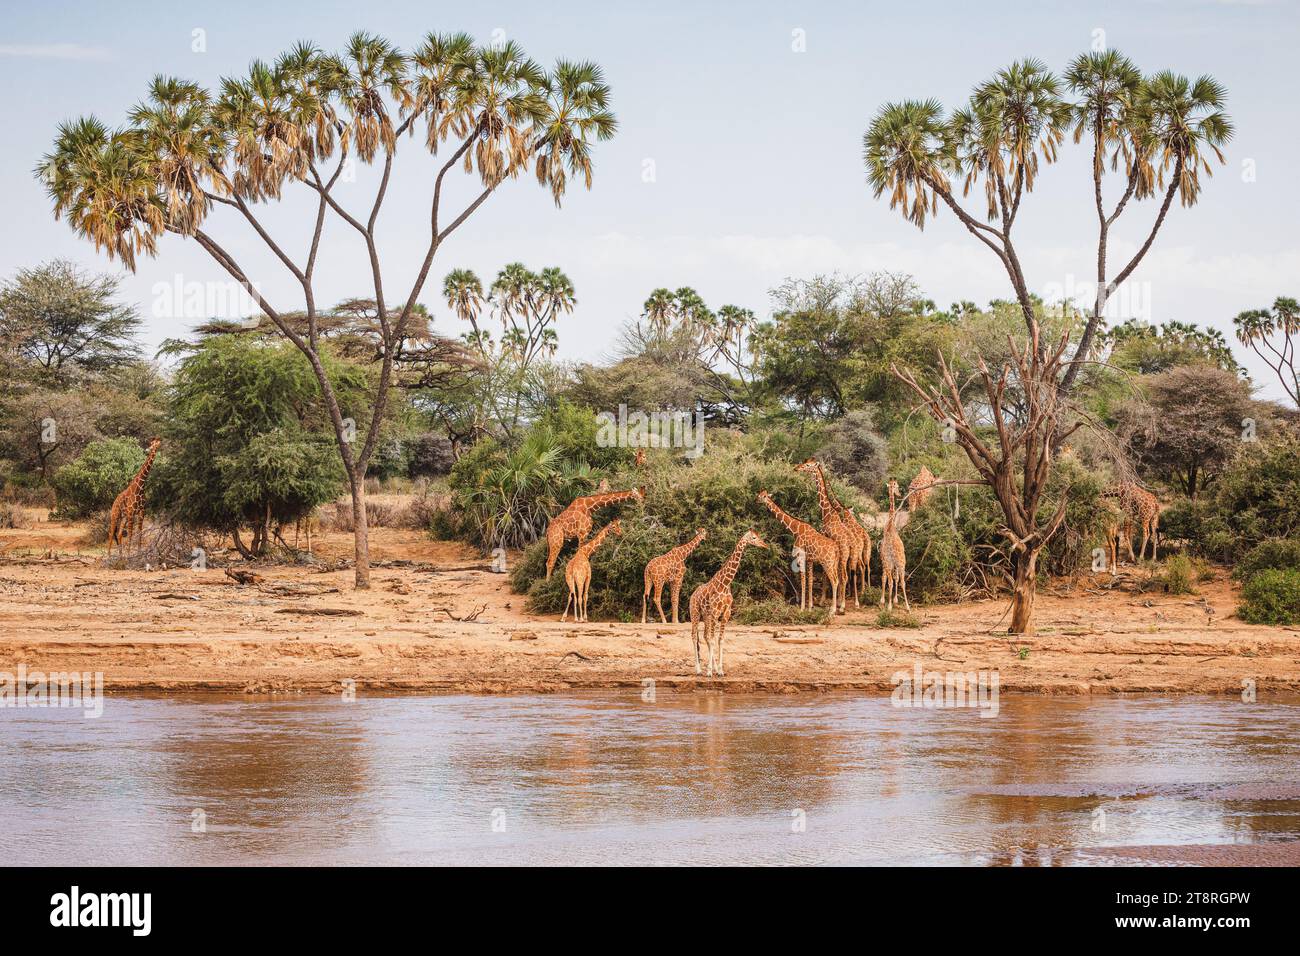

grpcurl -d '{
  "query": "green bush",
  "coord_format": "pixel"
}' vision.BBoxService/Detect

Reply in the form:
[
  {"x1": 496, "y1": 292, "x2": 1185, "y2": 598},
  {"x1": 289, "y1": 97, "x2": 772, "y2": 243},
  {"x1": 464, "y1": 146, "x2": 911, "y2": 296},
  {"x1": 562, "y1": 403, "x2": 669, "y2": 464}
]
[
  {"x1": 1161, "y1": 555, "x2": 1196, "y2": 595},
  {"x1": 1234, "y1": 538, "x2": 1300, "y2": 580},
  {"x1": 1195, "y1": 427, "x2": 1300, "y2": 563},
  {"x1": 148, "y1": 336, "x2": 352, "y2": 555},
  {"x1": 450, "y1": 400, "x2": 633, "y2": 549},
  {"x1": 1238, "y1": 569, "x2": 1300, "y2": 626},
  {"x1": 51, "y1": 437, "x2": 145, "y2": 518},
  {"x1": 510, "y1": 430, "x2": 866, "y2": 621}
]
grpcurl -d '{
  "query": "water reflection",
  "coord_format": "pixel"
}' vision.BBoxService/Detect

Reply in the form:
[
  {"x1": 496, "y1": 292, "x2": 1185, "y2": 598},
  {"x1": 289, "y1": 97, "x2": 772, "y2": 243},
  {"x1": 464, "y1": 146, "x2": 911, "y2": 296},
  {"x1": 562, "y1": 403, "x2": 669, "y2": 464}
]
[{"x1": 1, "y1": 692, "x2": 1297, "y2": 865}]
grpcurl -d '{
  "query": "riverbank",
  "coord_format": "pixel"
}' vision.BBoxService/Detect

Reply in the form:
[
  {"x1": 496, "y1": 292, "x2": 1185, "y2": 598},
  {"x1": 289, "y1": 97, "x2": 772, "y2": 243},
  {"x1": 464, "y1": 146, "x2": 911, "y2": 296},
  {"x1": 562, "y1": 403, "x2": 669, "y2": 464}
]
[{"x1": 2, "y1": 515, "x2": 1298, "y2": 696}]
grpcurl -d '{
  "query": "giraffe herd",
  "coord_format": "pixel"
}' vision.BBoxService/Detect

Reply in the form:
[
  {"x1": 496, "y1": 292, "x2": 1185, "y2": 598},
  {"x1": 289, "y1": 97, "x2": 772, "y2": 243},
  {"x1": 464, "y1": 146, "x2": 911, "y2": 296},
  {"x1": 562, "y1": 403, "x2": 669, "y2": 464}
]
[
  {"x1": 540, "y1": 456, "x2": 950, "y2": 676},
  {"x1": 96, "y1": 436, "x2": 1165, "y2": 677}
]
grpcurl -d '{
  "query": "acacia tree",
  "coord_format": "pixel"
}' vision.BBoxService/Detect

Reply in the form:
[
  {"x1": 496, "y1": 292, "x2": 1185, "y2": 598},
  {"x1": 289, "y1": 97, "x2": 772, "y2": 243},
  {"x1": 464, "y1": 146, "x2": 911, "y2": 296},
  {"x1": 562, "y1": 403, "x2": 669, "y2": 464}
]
[
  {"x1": 864, "y1": 53, "x2": 1230, "y2": 632},
  {"x1": 1234, "y1": 297, "x2": 1298, "y2": 408},
  {"x1": 39, "y1": 33, "x2": 615, "y2": 587}
]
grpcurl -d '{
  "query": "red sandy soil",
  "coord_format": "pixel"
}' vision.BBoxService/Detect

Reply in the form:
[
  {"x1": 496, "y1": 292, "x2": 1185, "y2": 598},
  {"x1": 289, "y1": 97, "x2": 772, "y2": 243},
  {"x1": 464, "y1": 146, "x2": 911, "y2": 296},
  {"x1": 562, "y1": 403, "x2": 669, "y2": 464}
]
[{"x1": 1, "y1": 506, "x2": 1298, "y2": 695}]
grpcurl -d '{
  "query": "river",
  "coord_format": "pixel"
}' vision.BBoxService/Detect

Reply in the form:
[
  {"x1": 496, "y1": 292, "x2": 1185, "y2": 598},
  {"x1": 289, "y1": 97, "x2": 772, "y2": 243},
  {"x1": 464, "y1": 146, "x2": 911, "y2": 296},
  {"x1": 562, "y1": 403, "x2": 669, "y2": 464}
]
[{"x1": 2, "y1": 691, "x2": 1298, "y2": 865}]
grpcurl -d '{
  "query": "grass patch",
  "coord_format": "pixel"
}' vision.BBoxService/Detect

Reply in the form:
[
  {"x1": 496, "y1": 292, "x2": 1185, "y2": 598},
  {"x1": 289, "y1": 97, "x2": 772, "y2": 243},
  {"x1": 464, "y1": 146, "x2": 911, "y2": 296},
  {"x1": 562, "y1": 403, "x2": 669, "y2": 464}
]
[
  {"x1": 731, "y1": 599, "x2": 830, "y2": 626},
  {"x1": 874, "y1": 608, "x2": 920, "y2": 629}
]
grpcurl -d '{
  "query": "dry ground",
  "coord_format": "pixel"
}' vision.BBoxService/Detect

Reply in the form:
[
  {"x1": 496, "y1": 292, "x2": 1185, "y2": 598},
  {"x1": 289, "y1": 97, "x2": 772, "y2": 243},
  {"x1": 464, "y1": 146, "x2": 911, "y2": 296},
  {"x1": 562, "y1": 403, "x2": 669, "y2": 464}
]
[{"x1": 1, "y1": 506, "x2": 1298, "y2": 696}]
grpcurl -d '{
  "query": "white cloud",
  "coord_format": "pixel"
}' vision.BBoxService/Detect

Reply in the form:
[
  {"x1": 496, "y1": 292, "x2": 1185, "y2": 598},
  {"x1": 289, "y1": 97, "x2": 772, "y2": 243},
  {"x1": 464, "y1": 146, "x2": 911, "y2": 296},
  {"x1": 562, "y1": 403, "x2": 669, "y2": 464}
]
[{"x1": 0, "y1": 43, "x2": 113, "y2": 61}]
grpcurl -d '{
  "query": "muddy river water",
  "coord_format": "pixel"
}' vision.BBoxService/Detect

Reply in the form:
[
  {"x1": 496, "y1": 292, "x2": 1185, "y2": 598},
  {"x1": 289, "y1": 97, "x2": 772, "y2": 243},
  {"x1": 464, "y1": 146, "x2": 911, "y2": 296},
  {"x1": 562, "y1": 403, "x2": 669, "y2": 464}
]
[{"x1": 2, "y1": 691, "x2": 1298, "y2": 865}]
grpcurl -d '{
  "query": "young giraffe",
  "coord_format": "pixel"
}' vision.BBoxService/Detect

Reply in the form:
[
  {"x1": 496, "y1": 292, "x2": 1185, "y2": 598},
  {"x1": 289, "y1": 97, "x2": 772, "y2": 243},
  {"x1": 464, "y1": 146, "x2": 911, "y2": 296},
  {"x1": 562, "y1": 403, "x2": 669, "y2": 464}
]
[
  {"x1": 107, "y1": 437, "x2": 161, "y2": 558},
  {"x1": 794, "y1": 459, "x2": 854, "y2": 614},
  {"x1": 689, "y1": 529, "x2": 768, "y2": 677},
  {"x1": 642, "y1": 528, "x2": 708, "y2": 624},
  {"x1": 879, "y1": 479, "x2": 910, "y2": 613},
  {"x1": 1106, "y1": 481, "x2": 1160, "y2": 562},
  {"x1": 545, "y1": 488, "x2": 643, "y2": 579},
  {"x1": 561, "y1": 519, "x2": 622, "y2": 623},
  {"x1": 757, "y1": 491, "x2": 842, "y2": 611}
]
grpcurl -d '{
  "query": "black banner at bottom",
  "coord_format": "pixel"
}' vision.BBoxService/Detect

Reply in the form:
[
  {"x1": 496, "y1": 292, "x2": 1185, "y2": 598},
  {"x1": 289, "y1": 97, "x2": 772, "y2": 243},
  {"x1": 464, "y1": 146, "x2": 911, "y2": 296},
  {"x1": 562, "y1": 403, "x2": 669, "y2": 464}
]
[{"x1": 0, "y1": 864, "x2": 1286, "y2": 941}]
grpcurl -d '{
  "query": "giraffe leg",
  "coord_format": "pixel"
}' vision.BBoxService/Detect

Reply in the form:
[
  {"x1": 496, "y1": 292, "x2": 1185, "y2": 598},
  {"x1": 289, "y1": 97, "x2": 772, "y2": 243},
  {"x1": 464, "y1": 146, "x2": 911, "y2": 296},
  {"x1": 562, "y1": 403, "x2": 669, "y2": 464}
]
[
  {"x1": 692, "y1": 614, "x2": 702, "y2": 675},
  {"x1": 669, "y1": 579, "x2": 680, "y2": 625},
  {"x1": 706, "y1": 619, "x2": 716, "y2": 677},
  {"x1": 717, "y1": 619, "x2": 727, "y2": 677},
  {"x1": 546, "y1": 528, "x2": 563, "y2": 580},
  {"x1": 642, "y1": 573, "x2": 651, "y2": 624},
  {"x1": 1150, "y1": 517, "x2": 1159, "y2": 561},
  {"x1": 562, "y1": 580, "x2": 574, "y2": 622},
  {"x1": 900, "y1": 566, "x2": 911, "y2": 612},
  {"x1": 655, "y1": 582, "x2": 668, "y2": 625}
]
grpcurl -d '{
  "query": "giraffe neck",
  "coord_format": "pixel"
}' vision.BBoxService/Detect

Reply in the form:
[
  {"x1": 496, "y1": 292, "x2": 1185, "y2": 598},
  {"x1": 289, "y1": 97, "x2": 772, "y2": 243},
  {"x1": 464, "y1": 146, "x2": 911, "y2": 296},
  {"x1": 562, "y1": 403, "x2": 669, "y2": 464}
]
[
  {"x1": 818, "y1": 465, "x2": 846, "y2": 511},
  {"x1": 709, "y1": 539, "x2": 749, "y2": 591},
  {"x1": 809, "y1": 470, "x2": 837, "y2": 525},
  {"x1": 580, "y1": 524, "x2": 616, "y2": 556},
  {"x1": 760, "y1": 496, "x2": 815, "y2": 537},
  {"x1": 134, "y1": 446, "x2": 159, "y2": 488},
  {"x1": 581, "y1": 490, "x2": 638, "y2": 510},
  {"x1": 671, "y1": 531, "x2": 706, "y2": 560}
]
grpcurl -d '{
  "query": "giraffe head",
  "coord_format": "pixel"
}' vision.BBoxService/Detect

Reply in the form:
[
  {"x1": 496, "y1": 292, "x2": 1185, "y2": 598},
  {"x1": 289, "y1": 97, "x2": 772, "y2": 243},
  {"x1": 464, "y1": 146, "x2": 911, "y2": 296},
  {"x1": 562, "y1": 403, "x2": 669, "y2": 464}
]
[
  {"x1": 794, "y1": 458, "x2": 820, "y2": 478},
  {"x1": 739, "y1": 529, "x2": 769, "y2": 550},
  {"x1": 147, "y1": 437, "x2": 161, "y2": 453},
  {"x1": 887, "y1": 478, "x2": 900, "y2": 504},
  {"x1": 606, "y1": 519, "x2": 624, "y2": 537},
  {"x1": 694, "y1": 528, "x2": 708, "y2": 540},
  {"x1": 756, "y1": 489, "x2": 773, "y2": 505},
  {"x1": 635, "y1": 486, "x2": 646, "y2": 500}
]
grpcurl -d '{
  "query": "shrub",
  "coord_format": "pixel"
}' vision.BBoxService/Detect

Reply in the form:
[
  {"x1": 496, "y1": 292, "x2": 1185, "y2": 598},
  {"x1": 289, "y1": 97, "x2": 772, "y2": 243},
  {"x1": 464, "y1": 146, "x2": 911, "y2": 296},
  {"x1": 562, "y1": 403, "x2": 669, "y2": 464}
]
[
  {"x1": 813, "y1": 408, "x2": 889, "y2": 493},
  {"x1": 1234, "y1": 538, "x2": 1300, "y2": 580},
  {"x1": 407, "y1": 433, "x2": 455, "y2": 477},
  {"x1": 0, "y1": 502, "x2": 31, "y2": 529},
  {"x1": 510, "y1": 430, "x2": 864, "y2": 621},
  {"x1": 1237, "y1": 569, "x2": 1300, "y2": 626},
  {"x1": 874, "y1": 608, "x2": 920, "y2": 628},
  {"x1": 50, "y1": 437, "x2": 145, "y2": 519},
  {"x1": 450, "y1": 401, "x2": 633, "y2": 549},
  {"x1": 731, "y1": 598, "x2": 830, "y2": 626},
  {"x1": 1161, "y1": 555, "x2": 1196, "y2": 595},
  {"x1": 1195, "y1": 427, "x2": 1300, "y2": 562}
]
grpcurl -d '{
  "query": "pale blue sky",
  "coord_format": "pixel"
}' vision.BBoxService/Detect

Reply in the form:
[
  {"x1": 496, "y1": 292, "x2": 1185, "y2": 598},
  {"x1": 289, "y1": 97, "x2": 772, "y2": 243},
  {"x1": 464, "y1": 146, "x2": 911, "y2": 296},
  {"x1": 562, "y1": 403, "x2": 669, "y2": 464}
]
[{"x1": 2, "y1": 0, "x2": 1298, "y2": 397}]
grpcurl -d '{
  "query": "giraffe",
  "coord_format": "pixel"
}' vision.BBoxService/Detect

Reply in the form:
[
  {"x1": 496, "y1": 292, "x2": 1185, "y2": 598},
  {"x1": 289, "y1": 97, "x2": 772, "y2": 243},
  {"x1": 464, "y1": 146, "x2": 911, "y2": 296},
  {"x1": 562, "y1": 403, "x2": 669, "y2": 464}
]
[
  {"x1": 642, "y1": 527, "x2": 707, "y2": 624},
  {"x1": 1105, "y1": 481, "x2": 1160, "y2": 562},
  {"x1": 814, "y1": 462, "x2": 870, "y2": 604},
  {"x1": 688, "y1": 529, "x2": 768, "y2": 677},
  {"x1": 634, "y1": 448, "x2": 646, "y2": 468},
  {"x1": 907, "y1": 465, "x2": 937, "y2": 511},
  {"x1": 794, "y1": 459, "x2": 854, "y2": 613},
  {"x1": 757, "y1": 491, "x2": 843, "y2": 611},
  {"x1": 561, "y1": 519, "x2": 622, "y2": 623},
  {"x1": 107, "y1": 437, "x2": 161, "y2": 558},
  {"x1": 545, "y1": 488, "x2": 643, "y2": 579},
  {"x1": 879, "y1": 478, "x2": 910, "y2": 613}
]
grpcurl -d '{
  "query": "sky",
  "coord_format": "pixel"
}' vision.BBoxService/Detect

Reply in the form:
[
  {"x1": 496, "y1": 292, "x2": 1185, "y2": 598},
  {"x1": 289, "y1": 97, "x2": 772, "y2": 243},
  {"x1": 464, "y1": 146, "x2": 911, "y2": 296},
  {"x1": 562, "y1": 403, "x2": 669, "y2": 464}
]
[{"x1": 2, "y1": 0, "x2": 1298, "y2": 398}]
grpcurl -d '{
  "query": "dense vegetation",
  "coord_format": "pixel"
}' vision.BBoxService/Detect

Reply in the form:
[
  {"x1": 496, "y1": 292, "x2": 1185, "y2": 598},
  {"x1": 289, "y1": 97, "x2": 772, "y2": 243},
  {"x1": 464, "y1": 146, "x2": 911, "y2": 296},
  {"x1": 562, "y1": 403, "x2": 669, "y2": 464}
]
[{"x1": 7, "y1": 38, "x2": 1298, "y2": 626}]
